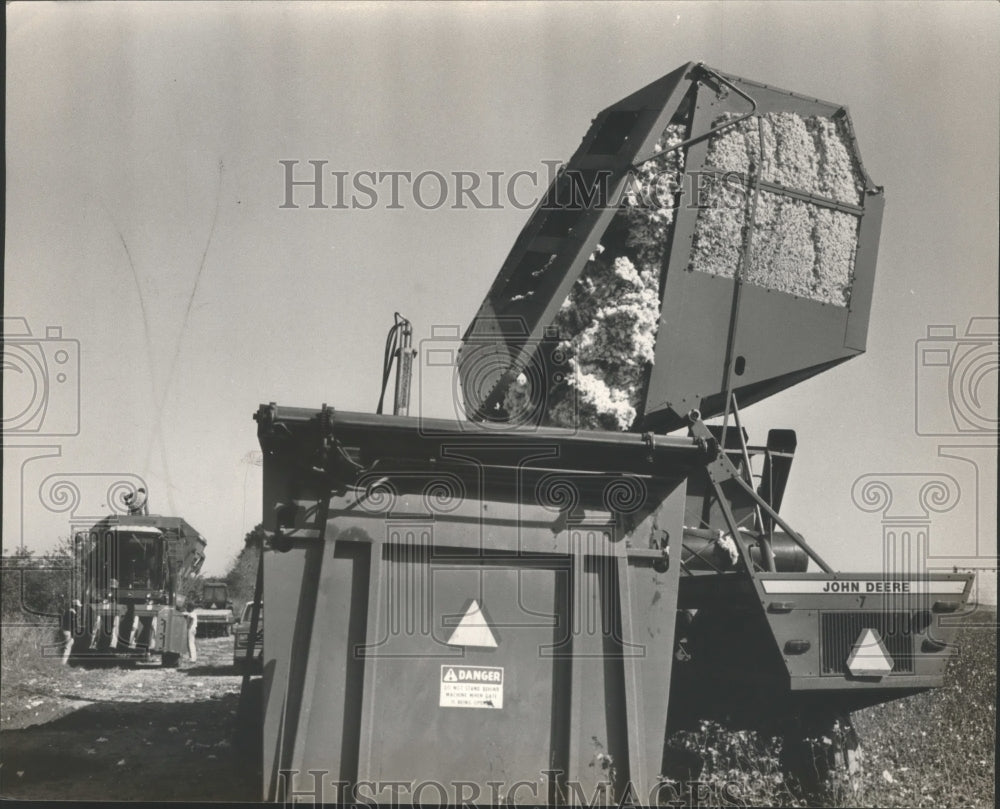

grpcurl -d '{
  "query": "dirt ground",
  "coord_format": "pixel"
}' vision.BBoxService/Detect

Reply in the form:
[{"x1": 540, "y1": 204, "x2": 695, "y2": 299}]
[{"x1": 0, "y1": 636, "x2": 261, "y2": 801}]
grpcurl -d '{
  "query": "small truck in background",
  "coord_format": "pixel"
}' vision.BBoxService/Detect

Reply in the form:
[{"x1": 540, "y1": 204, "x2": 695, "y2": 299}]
[
  {"x1": 233, "y1": 601, "x2": 263, "y2": 674},
  {"x1": 191, "y1": 581, "x2": 235, "y2": 637}
]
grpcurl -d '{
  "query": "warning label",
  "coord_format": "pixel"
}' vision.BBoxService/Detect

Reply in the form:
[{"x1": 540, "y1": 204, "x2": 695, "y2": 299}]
[{"x1": 439, "y1": 665, "x2": 504, "y2": 709}]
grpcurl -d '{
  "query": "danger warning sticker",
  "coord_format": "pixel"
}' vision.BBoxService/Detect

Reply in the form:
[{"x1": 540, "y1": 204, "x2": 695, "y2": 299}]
[{"x1": 439, "y1": 665, "x2": 504, "y2": 709}]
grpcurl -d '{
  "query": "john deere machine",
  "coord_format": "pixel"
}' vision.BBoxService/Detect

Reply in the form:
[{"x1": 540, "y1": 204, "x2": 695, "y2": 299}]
[
  {"x1": 248, "y1": 63, "x2": 974, "y2": 803},
  {"x1": 74, "y1": 513, "x2": 206, "y2": 667}
]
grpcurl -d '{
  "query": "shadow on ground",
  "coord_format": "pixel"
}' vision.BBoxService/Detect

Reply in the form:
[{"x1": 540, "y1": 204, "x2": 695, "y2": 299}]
[
  {"x1": 182, "y1": 664, "x2": 240, "y2": 678},
  {"x1": 0, "y1": 693, "x2": 261, "y2": 801}
]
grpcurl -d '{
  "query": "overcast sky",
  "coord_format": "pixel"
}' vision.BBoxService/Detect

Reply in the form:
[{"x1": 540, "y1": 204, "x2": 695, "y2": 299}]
[{"x1": 4, "y1": 2, "x2": 997, "y2": 602}]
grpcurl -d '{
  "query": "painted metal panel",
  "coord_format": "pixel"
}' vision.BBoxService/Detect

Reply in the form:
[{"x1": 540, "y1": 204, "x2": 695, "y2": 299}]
[
  {"x1": 643, "y1": 72, "x2": 882, "y2": 427},
  {"x1": 257, "y1": 407, "x2": 688, "y2": 804},
  {"x1": 750, "y1": 572, "x2": 975, "y2": 696}
]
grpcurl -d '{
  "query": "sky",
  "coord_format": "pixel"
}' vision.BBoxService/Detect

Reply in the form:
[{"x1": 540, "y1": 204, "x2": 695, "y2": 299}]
[{"x1": 4, "y1": 1, "x2": 997, "y2": 603}]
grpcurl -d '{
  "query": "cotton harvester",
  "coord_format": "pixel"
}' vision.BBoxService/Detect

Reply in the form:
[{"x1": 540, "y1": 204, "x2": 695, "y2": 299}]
[
  {"x1": 73, "y1": 510, "x2": 206, "y2": 666},
  {"x1": 248, "y1": 63, "x2": 974, "y2": 803}
]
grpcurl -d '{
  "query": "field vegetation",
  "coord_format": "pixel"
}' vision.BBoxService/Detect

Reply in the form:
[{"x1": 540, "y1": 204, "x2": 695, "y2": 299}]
[
  {"x1": 849, "y1": 606, "x2": 995, "y2": 808},
  {"x1": 658, "y1": 606, "x2": 996, "y2": 808}
]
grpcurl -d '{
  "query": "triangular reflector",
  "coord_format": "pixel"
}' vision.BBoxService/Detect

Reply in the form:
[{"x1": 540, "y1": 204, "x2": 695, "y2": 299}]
[
  {"x1": 846, "y1": 627, "x2": 894, "y2": 677},
  {"x1": 446, "y1": 600, "x2": 498, "y2": 648}
]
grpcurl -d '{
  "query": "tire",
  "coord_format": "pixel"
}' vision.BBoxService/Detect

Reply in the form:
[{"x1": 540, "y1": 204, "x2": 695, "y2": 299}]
[{"x1": 781, "y1": 712, "x2": 863, "y2": 801}]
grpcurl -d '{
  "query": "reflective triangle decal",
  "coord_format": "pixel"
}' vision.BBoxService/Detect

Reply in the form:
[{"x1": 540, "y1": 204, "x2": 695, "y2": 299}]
[
  {"x1": 446, "y1": 600, "x2": 498, "y2": 648},
  {"x1": 846, "y1": 627, "x2": 894, "y2": 677}
]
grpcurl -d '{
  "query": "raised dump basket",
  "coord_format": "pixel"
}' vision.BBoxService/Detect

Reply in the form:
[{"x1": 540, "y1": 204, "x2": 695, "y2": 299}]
[{"x1": 459, "y1": 62, "x2": 884, "y2": 431}]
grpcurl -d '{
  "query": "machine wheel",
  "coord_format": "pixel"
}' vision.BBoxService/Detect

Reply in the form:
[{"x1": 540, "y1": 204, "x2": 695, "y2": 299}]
[
  {"x1": 162, "y1": 652, "x2": 181, "y2": 668},
  {"x1": 781, "y1": 712, "x2": 863, "y2": 801}
]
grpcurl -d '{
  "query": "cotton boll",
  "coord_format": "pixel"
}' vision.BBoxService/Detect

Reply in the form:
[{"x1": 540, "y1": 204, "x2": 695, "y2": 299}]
[
  {"x1": 686, "y1": 177, "x2": 747, "y2": 279},
  {"x1": 703, "y1": 119, "x2": 753, "y2": 175},
  {"x1": 501, "y1": 372, "x2": 535, "y2": 424},
  {"x1": 748, "y1": 194, "x2": 818, "y2": 298},
  {"x1": 541, "y1": 123, "x2": 686, "y2": 431},
  {"x1": 707, "y1": 112, "x2": 863, "y2": 205},
  {"x1": 765, "y1": 113, "x2": 821, "y2": 192},
  {"x1": 533, "y1": 110, "x2": 864, "y2": 431},
  {"x1": 813, "y1": 208, "x2": 859, "y2": 305},
  {"x1": 808, "y1": 118, "x2": 864, "y2": 205},
  {"x1": 624, "y1": 124, "x2": 686, "y2": 271},
  {"x1": 693, "y1": 112, "x2": 862, "y2": 305},
  {"x1": 567, "y1": 360, "x2": 638, "y2": 431}
]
